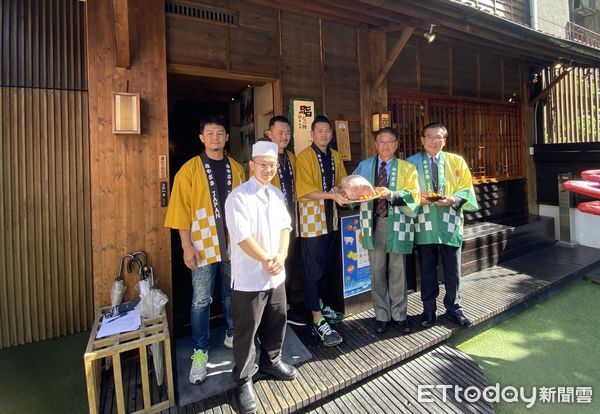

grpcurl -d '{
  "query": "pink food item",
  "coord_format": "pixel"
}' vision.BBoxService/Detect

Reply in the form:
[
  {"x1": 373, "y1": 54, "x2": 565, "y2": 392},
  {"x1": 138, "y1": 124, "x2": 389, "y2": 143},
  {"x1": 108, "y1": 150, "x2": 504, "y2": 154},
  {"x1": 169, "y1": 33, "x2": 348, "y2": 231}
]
[{"x1": 340, "y1": 175, "x2": 375, "y2": 200}]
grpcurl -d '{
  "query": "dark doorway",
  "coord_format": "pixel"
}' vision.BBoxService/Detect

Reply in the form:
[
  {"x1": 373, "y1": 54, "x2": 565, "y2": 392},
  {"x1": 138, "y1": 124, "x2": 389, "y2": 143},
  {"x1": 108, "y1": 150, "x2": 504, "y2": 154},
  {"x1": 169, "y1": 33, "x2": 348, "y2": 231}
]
[
  {"x1": 167, "y1": 73, "x2": 273, "y2": 337},
  {"x1": 168, "y1": 99, "x2": 229, "y2": 338}
]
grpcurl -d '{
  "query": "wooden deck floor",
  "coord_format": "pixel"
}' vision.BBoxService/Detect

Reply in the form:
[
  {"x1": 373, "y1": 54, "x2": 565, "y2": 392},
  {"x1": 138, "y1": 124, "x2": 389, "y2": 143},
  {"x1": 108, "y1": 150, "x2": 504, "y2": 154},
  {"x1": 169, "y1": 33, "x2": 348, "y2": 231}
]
[
  {"x1": 99, "y1": 244, "x2": 600, "y2": 414},
  {"x1": 299, "y1": 344, "x2": 493, "y2": 414}
]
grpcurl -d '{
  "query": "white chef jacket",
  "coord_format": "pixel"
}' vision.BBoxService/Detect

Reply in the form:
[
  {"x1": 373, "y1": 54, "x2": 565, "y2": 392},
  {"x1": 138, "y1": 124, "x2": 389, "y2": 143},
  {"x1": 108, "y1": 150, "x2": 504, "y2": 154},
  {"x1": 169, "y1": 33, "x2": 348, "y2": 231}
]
[{"x1": 224, "y1": 176, "x2": 292, "y2": 292}]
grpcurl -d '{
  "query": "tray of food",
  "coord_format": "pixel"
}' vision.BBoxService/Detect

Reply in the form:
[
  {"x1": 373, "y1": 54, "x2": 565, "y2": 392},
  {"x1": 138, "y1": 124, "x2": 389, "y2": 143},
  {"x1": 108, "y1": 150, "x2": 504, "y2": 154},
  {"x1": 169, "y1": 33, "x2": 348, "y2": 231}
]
[
  {"x1": 340, "y1": 175, "x2": 383, "y2": 202},
  {"x1": 425, "y1": 193, "x2": 445, "y2": 202}
]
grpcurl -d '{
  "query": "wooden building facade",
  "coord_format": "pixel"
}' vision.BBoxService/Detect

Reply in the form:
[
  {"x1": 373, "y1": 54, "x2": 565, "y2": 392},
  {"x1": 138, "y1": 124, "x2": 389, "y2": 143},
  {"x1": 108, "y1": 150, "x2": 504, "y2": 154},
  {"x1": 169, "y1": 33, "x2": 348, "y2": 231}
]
[{"x1": 1, "y1": 0, "x2": 600, "y2": 347}]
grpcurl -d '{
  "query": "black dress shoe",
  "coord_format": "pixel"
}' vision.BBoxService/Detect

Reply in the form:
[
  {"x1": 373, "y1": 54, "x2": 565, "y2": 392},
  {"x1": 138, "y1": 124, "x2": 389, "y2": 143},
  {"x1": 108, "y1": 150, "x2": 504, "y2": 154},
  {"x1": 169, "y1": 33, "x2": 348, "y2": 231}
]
[
  {"x1": 446, "y1": 312, "x2": 473, "y2": 328},
  {"x1": 233, "y1": 381, "x2": 257, "y2": 414},
  {"x1": 375, "y1": 320, "x2": 390, "y2": 333},
  {"x1": 394, "y1": 319, "x2": 411, "y2": 333},
  {"x1": 420, "y1": 313, "x2": 437, "y2": 328},
  {"x1": 259, "y1": 360, "x2": 298, "y2": 381}
]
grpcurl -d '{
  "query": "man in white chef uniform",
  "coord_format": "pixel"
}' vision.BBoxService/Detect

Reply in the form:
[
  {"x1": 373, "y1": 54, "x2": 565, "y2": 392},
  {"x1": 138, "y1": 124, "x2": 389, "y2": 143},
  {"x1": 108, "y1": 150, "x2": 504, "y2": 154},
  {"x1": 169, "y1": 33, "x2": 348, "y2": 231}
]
[{"x1": 225, "y1": 141, "x2": 298, "y2": 414}]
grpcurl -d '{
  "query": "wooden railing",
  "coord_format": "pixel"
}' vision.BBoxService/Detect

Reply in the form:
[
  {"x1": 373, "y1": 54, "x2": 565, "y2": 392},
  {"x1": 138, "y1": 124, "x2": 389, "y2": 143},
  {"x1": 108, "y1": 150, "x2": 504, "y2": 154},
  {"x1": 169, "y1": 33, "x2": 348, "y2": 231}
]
[
  {"x1": 565, "y1": 21, "x2": 600, "y2": 49},
  {"x1": 389, "y1": 93, "x2": 523, "y2": 181}
]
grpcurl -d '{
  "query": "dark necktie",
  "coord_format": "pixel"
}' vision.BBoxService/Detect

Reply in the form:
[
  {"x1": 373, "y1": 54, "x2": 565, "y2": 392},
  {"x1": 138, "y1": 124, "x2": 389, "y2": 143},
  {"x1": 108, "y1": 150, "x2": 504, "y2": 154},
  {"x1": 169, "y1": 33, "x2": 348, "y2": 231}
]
[
  {"x1": 376, "y1": 161, "x2": 388, "y2": 218},
  {"x1": 430, "y1": 157, "x2": 438, "y2": 193}
]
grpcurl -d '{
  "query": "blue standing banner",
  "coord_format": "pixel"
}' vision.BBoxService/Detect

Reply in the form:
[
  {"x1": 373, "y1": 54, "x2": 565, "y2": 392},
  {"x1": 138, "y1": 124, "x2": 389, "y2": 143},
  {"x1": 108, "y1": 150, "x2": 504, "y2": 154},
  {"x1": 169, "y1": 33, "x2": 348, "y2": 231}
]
[{"x1": 340, "y1": 214, "x2": 371, "y2": 298}]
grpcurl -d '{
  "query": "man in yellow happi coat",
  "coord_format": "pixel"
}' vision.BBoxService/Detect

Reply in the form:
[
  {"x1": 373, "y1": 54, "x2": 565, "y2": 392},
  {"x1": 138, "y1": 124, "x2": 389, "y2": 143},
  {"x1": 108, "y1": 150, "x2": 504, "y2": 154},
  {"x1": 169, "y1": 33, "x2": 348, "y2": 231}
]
[
  {"x1": 296, "y1": 115, "x2": 349, "y2": 347},
  {"x1": 164, "y1": 116, "x2": 245, "y2": 384},
  {"x1": 407, "y1": 123, "x2": 478, "y2": 329},
  {"x1": 266, "y1": 115, "x2": 304, "y2": 318}
]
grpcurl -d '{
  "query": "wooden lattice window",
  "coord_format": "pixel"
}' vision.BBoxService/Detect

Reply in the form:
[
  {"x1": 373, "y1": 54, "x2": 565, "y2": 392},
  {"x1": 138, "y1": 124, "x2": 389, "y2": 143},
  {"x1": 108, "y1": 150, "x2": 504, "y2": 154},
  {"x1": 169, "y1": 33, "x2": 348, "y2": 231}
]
[
  {"x1": 389, "y1": 93, "x2": 523, "y2": 181},
  {"x1": 542, "y1": 66, "x2": 600, "y2": 144}
]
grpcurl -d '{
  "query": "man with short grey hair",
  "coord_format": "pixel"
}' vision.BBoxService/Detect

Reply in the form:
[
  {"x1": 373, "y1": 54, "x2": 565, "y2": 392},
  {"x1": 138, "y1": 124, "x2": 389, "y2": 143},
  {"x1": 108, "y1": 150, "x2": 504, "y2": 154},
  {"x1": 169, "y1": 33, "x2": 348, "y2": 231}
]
[{"x1": 352, "y1": 127, "x2": 420, "y2": 334}]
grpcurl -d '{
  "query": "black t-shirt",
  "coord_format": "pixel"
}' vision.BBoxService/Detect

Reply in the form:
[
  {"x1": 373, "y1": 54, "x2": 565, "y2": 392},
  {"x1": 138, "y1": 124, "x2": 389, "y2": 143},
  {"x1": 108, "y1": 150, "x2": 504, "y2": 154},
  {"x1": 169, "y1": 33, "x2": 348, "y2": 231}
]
[
  {"x1": 278, "y1": 151, "x2": 296, "y2": 229},
  {"x1": 206, "y1": 156, "x2": 230, "y2": 231},
  {"x1": 313, "y1": 144, "x2": 335, "y2": 232}
]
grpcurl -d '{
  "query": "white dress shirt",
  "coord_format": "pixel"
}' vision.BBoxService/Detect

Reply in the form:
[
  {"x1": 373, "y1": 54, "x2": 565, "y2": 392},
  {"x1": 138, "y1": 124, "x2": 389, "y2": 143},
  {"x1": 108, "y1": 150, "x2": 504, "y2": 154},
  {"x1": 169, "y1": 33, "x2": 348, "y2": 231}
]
[{"x1": 224, "y1": 176, "x2": 292, "y2": 292}]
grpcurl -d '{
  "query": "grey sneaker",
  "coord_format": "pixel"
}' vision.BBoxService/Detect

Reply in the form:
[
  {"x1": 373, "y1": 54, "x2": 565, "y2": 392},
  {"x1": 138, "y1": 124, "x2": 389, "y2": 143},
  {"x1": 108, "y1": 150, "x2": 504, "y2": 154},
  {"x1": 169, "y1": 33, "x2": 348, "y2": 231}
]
[
  {"x1": 189, "y1": 349, "x2": 208, "y2": 384},
  {"x1": 313, "y1": 320, "x2": 343, "y2": 347},
  {"x1": 224, "y1": 333, "x2": 233, "y2": 349},
  {"x1": 321, "y1": 306, "x2": 345, "y2": 324}
]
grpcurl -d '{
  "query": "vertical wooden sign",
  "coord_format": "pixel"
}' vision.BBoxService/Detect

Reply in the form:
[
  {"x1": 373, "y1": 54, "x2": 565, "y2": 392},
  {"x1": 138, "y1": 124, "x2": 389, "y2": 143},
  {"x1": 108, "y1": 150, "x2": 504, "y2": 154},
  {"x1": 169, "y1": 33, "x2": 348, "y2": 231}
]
[{"x1": 335, "y1": 120, "x2": 351, "y2": 161}]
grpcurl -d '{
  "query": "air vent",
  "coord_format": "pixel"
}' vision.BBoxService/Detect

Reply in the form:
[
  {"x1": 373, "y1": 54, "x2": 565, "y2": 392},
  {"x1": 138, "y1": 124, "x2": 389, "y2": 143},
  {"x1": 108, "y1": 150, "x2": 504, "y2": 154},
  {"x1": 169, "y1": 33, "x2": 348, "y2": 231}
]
[{"x1": 165, "y1": 0, "x2": 239, "y2": 27}]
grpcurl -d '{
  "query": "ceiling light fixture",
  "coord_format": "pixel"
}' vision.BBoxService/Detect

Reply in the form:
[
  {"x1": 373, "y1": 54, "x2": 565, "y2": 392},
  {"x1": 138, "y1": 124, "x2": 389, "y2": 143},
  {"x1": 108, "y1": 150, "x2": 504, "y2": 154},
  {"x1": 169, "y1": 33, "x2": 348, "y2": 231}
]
[{"x1": 424, "y1": 24, "x2": 436, "y2": 43}]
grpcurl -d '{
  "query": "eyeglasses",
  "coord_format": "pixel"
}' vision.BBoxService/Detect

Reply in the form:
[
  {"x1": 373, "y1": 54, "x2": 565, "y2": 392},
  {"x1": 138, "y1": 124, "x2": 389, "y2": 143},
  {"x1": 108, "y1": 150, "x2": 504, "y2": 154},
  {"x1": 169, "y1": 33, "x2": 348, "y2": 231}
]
[
  {"x1": 423, "y1": 136, "x2": 446, "y2": 142},
  {"x1": 254, "y1": 161, "x2": 278, "y2": 170},
  {"x1": 203, "y1": 131, "x2": 227, "y2": 138},
  {"x1": 376, "y1": 140, "x2": 397, "y2": 146}
]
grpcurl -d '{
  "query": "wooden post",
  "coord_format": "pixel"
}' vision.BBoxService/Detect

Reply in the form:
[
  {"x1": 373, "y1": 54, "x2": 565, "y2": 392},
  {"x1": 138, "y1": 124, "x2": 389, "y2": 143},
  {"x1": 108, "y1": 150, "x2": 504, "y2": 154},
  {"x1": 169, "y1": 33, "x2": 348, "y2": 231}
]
[
  {"x1": 86, "y1": 0, "x2": 172, "y2": 321},
  {"x1": 112, "y1": 0, "x2": 133, "y2": 68},
  {"x1": 521, "y1": 62, "x2": 539, "y2": 215}
]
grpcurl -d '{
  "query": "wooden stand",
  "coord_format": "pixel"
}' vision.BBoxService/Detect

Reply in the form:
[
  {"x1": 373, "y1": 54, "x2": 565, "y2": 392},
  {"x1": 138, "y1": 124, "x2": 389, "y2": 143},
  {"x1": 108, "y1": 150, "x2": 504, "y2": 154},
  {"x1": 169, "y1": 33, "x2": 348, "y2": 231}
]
[{"x1": 84, "y1": 307, "x2": 175, "y2": 414}]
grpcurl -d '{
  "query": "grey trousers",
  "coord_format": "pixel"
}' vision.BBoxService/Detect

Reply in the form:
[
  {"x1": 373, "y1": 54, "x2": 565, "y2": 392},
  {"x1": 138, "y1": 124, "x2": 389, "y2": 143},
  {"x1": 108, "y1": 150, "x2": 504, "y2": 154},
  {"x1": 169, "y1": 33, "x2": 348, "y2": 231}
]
[
  {"x1": 367, "y1": 216, "x2": 408, "y2": 322},
  {"x1": 231, "y1": 283, "x2": 287, "y2": 384}
]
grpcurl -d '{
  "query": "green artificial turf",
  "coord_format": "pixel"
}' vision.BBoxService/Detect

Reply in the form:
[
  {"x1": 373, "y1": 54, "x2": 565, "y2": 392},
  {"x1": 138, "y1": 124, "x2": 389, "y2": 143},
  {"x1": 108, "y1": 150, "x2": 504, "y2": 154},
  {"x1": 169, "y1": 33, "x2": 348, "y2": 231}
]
[
  {"x1": 0, "y1": 331, "x2": 89, "y2": 414},
  {"x1": 457, "y1": 280, "x2": 600, "y2": 413}
]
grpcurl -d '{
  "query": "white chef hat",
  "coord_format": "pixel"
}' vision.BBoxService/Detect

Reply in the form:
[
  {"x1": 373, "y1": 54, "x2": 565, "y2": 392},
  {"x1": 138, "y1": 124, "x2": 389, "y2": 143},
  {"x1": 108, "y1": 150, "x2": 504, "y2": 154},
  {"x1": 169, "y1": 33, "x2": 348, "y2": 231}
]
[{"x1": 252, "y1": 141, "x2": 278, "y2": 158}]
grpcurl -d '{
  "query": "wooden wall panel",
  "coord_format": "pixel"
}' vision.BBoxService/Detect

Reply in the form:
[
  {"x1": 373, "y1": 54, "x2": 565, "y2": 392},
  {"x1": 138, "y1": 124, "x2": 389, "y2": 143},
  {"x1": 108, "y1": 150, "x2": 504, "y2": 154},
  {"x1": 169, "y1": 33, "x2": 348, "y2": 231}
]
[
  {"x1": 323, "y1": 21, "x2": 361, "y2": 167},
  {"x1": 0, "y1": 88, "x2": 92, "y2": 348},
  {"x1": 86, "y1": 0, "x2": 171, "y2": 314},
  {"x1": 166, "y1": 14, "x2": 229, "y2": 69},
  {"x1": 166, "y1": 0, "x2": 279, "y2": 77},
  {"x1": 452, "y1": 47, "x2": 478, "y2": 98},
  {"x1": 228, "y1": 0, "x2": 279, "y2": 77},
  {"x1": 387, "y1": 34, "x2": 528, "y2": 104},
  {"x1": 280, "y1": 11, "x2": 323, "y2": 114},
  {"x1": 0, "y1": 0, "x2": 91, "y2": 348},
  {"x1": 0, "y1": 0, "x2": 86, "y2": 90},
  {"x1": 479, "y1": 53, "x2": 502, "y2": 100},
  {"x1": 420, "y1": 40, "x2": 450, "y2": 95},
  {"x1": 387, "y1": 36, "x2": 418, "y2": 93},
  {"x1": 504, "y1": 58, "x2": 520, "y2": 97}
]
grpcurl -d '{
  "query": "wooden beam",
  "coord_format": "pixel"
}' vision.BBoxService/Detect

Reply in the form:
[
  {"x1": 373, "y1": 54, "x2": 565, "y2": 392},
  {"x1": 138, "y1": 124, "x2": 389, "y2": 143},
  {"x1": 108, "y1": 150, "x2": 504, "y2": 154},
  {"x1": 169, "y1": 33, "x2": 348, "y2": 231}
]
[
  {"x1": 378, "y1": 23, "x2": 409, "y2": 32},
  {"x1": 372, "y1": 26, "x2": 414, "y2": 90},
  {"x1": 167, "y1": 64, "x2": 277, "y2": 83},
  {"x1": 112, "y1": 0, "x2": 132, "y2": 68},
  {"x1": 529, "y1": 68, "x2": 571, "y2": 107}
]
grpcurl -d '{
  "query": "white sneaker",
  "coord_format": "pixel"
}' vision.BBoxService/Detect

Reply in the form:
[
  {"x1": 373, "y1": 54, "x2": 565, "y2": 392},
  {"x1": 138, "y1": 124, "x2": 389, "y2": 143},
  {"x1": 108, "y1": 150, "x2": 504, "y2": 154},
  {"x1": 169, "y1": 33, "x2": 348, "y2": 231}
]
[
  {"x1": 189, "y1": 349, "x2": 208, "y2": 384},
  {"x1": 224, "y1": 333, "x2": 233, "y2": 349}
]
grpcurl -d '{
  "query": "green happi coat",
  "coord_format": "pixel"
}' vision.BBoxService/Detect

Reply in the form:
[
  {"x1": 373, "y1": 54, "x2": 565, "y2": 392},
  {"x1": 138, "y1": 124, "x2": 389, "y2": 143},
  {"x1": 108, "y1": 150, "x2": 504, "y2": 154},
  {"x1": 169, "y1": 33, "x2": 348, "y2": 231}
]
[
  {"x1": 353, "y1": 156, "x2": 420, "y2": 254},
  {"x1": 406, "y1": 151, "x2": 479, "y2": 247}
]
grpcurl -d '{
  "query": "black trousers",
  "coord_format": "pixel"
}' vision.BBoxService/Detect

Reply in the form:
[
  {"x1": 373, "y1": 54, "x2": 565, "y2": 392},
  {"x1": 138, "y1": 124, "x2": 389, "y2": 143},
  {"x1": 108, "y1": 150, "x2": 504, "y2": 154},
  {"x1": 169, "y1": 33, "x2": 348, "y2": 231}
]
[
  {"x1": 284, "y1": 233, "x2": 304, "y2": 307},
  {"x1": 231, "y1": 284, "x2": 287, "y2": 384},
  {"x1": 301, "y1": 232, "x2": 336, "y2": 312},
  {"x1": 417, "y1": 243, "x2": 463, "y2": 317}
]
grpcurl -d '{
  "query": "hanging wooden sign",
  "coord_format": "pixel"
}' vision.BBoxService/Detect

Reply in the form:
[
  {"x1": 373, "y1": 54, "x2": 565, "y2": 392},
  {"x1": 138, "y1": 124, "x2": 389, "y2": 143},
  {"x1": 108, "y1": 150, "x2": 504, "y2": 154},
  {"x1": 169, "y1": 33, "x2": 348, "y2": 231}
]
[
  {"x1": 289, "y1": 98, "x2": 315, "y2": 155},
  {"x1": 335, "y1": 120, "x2": 351, "y2": 161}
]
